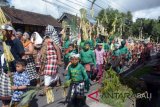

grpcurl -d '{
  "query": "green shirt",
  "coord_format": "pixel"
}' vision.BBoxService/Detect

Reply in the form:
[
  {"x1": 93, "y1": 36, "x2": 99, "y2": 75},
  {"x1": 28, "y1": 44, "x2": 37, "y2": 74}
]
[
  {"x1": 96, "y1": 38, "x2": 101, "y2": 43},
  {"x1": 119, "y1": 46, "x2": 128, "y2": 55},
  {"x1": 103, "y1": 43, "x2": 110, "y2": 52},
  {"x1": 80, "y1": 40, "x2": 94, "y2": 50},
  {"x1": 80, "y1": 49, "x2": 96, "y2": 66},
  {"x1": 66, "y1": 63, "x2": 88, "y2": 82},
  {"x1": 63, "y1": 40, "x2": 70, "y2": 49},
  {"x1": 112, "y1": 49, "x2": 121, "y2": 56},
  {"x1": 80, "y1": 41, "x2": 85, "y2": 49},
  {"x1": 88, "y1": 39, "x2": 94, "y2": 50}
]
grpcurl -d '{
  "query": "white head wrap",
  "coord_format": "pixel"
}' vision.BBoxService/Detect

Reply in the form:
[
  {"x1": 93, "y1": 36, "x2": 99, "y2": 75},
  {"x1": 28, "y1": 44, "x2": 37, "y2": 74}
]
[
  {"x1": 31, "y1": 32, "x2": 43, "y2": 45},
  {"x1": 45, "y1": 25, "x2": 60, "y2": 46},
  {"x1": 70, "y1": 53, "x2": 80, "y2": 58}
]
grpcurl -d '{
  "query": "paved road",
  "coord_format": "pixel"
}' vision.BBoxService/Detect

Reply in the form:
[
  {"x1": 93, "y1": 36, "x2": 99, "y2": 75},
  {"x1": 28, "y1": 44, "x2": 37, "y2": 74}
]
[
  {"x1": 0, "y1": 66, "x2": 100, "y2": 107},
  {"x1": 31, "y1": 65, "x2": 100, "y2": 107}
]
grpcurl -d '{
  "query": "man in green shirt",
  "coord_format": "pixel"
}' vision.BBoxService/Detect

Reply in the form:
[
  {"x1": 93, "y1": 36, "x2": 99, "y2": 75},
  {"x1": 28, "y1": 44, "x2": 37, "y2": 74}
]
[
  {"x1": 64, "y1": 44, "x2": 77, "y2": 68},
  {"x1": 66, "y1": 54, "x2": 89, "y2": 106},
  {"x1": 119, "y1": 40, "x2": 129, "y2": 73},
  {"x1": 63, "y1": 36, "x2": 70, "y2": 50},
  {"x1": 119, "y1": 40, "x2": 128, "y2": 55},
  {"x1": 80, "y1": 39, "x2": 95, "y2": 50},
  {"x1": 80, "y1": 42, "x2": 96, "y2": 66},
  {"x1": 80, "y1": 42, "x2": 96, "y2": 79},
  {"x1": 110, "y1": 43, "x2": 122, "y2": 73}
]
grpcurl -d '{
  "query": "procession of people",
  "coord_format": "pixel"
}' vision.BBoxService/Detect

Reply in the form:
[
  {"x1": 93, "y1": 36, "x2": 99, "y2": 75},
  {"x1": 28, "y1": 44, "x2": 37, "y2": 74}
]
[{"x1": 0, "y1": 23, "x2": 159, "y2": 107}]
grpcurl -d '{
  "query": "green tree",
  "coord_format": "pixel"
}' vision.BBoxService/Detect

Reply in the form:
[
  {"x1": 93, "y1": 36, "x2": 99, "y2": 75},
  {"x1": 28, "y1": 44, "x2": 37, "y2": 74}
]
[{"x1": 96, "y1": 8, "x2": 133, "y2": 38}]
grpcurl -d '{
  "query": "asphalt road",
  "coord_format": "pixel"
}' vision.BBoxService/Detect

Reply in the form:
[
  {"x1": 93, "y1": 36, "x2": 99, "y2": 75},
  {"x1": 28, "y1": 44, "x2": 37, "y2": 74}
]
[
  {"x1": 30, "y1": 66, "x2": 100, "y2": 107},
  {"x1": 0, "y1": 65, "x2": 100, "y2": 107}
]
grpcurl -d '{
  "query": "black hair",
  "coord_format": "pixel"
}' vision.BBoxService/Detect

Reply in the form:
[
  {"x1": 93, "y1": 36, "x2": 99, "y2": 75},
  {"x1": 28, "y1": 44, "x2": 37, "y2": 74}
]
[{"x1": 16, "y1": 59, "x2": 27, "y2": 66}]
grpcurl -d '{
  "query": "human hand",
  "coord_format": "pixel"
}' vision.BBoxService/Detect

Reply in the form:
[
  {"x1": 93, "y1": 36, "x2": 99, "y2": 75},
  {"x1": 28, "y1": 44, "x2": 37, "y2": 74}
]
[
  {"x1": 6, "y1": 72, "x2": 12, "y2": 77},
  {"x1": 63, "y1": 70, "x2": 68, "y2": 76},
  {"x1": 38, "y1": 69, "x2": 44, "y2": 76},
  {"x1": 22, "y1": 55, "x2": 26, "y2": 59},
  {"x1": 11, "y1": 86, "x2": 18, "y2": 90},
  {"x1": 56, "y1": 61, "x2": 64, "y2": 66}
]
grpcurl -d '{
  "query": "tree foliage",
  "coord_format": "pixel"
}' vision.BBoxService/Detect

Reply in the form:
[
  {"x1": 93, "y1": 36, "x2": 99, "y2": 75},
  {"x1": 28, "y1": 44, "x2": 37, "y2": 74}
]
[
  {"x1": 96, "y1": 8, "x2": 133, "y2": 38},
  {"x1": 97, "y1": 8, "x2": 160, "y2": 41}
]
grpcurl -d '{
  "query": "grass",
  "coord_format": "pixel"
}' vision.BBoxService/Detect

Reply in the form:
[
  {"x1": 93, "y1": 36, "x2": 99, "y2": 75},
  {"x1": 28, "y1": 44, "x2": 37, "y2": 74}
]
[{"x1": 100, "y1": 68, "x2": 133, "y2": 107}]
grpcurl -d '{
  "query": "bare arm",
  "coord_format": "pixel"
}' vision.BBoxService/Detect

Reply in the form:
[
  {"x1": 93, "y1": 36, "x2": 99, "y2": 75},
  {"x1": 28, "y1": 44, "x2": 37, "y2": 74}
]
[
  {"x1": 25, "y1": 43, "x2": 34, "y2": 55},
  {"x1": 11, "y1": 85, "x2": 27, "y2": 90},
  {"x1": 53, "y1": 42, "x2": 63, "y2": 65}
]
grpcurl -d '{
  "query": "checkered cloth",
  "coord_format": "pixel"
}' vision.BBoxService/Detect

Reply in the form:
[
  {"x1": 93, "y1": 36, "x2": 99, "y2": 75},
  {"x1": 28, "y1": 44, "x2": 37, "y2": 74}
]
[
  {"x1": 70, "y1": 82, "x2": 85, "y2": 97},
  {"x1": 45, "y1": 25, "x2": 61, "y2": 47},
  {"x1": 44, "y1": 41, "x2": 58, "y2": 75},
  {"x1": 0, "y1": 71, "x2": 12, "y2": 98},
  {"x1": 26, "y1": 57, "x2": 39, "y2": 81}
]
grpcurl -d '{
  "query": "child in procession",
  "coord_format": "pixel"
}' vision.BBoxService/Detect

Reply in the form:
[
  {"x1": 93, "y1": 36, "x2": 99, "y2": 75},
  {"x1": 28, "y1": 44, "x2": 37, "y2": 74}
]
[
  {"x1": 64, "y1": 44, "x2": 77, "y2": 69},
  {"x1": 11, "y1": 59, "x2": 30, "y2": 107},
  {"x1": 80, "y1": 42, "x2": 96, "y2": 79},
  {"x1": 94, "y1": 43, "x2": 106, "y2": 83},
  {"x1": 66, "y1": 53, "x2": 89, "y2": 107}
]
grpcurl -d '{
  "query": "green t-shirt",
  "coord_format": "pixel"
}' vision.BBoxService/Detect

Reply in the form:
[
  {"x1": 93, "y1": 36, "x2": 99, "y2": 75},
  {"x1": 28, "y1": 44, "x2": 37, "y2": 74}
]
[
  {"x1": 63, "y1": 40, "x2": 70, "y2": 49},
  {"x1": 103, "y1": 43, "x2": 110, "y2": 52},
  {"x1": 66, "y1": 63, "x2": 88, "y2": 82},
  {"x1": 80, "y1": 40, "x2": 94, "y2": 50},
  {"x1": 112, "y1": 49, "x2": 121, "y2": 56},
  {"x1": 80, "y1": 41, "x2": 85, "y2": 49},
  {"x1": 119, "y1": 46, "x2": 128, "y2": 55},
  {"x1": 80, "y1": 49, "x2": 96, "y2": 66},
  {"x1": 96, "y1": 38, "x2": 101, "y2": 43},
  {"x1": 88, "y1": 39, "x2": 95, "y2": 50}
]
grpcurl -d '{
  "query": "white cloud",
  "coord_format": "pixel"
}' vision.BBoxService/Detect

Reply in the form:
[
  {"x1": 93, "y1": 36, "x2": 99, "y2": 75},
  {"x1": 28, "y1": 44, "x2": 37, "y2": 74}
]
[
  {"x1": 10, "y1": 0, "x2": 160, "y2": 21},
  {"x1": 132, "y1": 6, "x2": 160, "y2": 22},
  {"x1": 10, "y1": 0, "x2": 59, "y2": 18},
  {"x1": 10, "y1": 0, "x2": 88, "y2": 19}
]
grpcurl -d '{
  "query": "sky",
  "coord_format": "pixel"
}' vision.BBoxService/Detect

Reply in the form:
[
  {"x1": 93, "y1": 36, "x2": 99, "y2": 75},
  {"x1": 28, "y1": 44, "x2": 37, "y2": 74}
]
[{"x1": 9, "y1": 0, "x2": 160, "y2": 22}]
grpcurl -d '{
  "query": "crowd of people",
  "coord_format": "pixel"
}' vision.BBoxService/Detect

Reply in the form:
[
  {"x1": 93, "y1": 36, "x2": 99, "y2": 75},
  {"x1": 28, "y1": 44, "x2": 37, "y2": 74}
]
[{"x1": 0, "y1": 24, "x2": 159, "y2": 107}]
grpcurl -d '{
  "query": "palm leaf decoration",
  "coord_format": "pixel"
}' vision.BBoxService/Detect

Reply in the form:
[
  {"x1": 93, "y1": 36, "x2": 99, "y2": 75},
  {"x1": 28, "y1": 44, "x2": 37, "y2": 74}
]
[
  {"x1": 61, "y1": 21, "x2": 68, "y2": 40},
  {"x1": 90, "y1": 0, "x2": 96, "y2": 9},
  {"x1": 109, "y1": 15, "x2": 117, "y2": 35},
  {"x1": 80, "y1": 8, "x2": 87, "y2": 20},
  {"x1": 70, "y1": 15, "x2": 78, "y2": 43},
  {"x1": 79, "y1": 8, "x2": 90, "y2": 41},
  {"x1": 102, "y1": 9, "x2": 108, "y2": 24},
  {"x1": 61, "y1": 80, "x2": 71, "y2": 98},
  {"x1": 90, "y1": 7, "x2": 94, "y2": 18},
  {"x1": 18, "y1": 89, "x2": 38, "y2": 107}
]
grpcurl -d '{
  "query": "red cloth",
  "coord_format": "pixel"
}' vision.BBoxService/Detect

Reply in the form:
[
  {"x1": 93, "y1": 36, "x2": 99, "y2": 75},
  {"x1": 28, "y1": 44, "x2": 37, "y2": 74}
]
[{"x1": 44, "y1": 41, "x2": 58, "y2": 75}]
